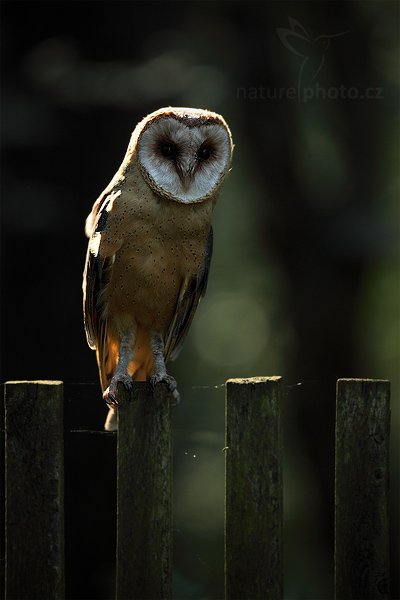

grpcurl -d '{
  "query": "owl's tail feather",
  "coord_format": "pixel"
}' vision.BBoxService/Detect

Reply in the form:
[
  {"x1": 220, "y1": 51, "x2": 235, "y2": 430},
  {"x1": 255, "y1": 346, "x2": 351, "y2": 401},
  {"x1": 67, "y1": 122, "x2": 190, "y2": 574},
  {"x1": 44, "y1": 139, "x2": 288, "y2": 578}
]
[
  {"x1": 96, "y1": 329, "x2": 119, "y2": 432},
  {"x1": 104, "y1": 408, "x2": 117, "y2": 431},
  {"x1": 96, "y1": 330, "x2": 119, "y2": 392}
]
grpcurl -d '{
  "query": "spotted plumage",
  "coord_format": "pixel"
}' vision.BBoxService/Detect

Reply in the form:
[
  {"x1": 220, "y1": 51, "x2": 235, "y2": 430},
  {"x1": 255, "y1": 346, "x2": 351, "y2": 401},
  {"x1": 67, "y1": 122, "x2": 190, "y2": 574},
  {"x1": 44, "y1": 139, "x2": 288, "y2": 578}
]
[{"x1": 83, "y1": 107, "x2": 233, "y2": 430}]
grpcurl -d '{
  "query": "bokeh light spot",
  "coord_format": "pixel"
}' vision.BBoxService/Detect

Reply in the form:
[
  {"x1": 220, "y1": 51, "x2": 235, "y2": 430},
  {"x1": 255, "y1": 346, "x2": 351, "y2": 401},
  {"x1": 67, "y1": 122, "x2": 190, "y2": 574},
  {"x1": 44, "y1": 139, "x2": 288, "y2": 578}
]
[{"x1": 192, "y1": 292, "x2": 269, "y2": 369}]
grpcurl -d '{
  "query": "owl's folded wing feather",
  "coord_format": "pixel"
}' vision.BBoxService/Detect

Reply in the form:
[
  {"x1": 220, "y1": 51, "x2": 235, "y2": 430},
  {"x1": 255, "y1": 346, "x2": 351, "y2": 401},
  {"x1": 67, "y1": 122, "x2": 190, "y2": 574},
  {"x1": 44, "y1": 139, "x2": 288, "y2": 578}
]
[
  {"x1": 165, "y1": 227, "x2": 213, "y2": 361},
  {"x1": 82, "y1": 192, "x2": 116, "y2": 349}
]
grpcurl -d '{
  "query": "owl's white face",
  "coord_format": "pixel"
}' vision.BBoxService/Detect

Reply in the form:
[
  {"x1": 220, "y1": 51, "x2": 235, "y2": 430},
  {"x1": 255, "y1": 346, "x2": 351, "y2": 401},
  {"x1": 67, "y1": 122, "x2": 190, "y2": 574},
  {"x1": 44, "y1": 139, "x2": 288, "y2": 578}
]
[{"x1": 136, "y1": 108, "x2": 233, "y2": 204}]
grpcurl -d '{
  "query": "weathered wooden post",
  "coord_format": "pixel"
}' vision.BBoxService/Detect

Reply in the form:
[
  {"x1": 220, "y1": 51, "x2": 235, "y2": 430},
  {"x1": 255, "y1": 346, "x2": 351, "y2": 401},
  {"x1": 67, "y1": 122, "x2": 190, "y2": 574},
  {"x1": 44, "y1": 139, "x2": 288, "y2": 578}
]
[
  {"x1": 4, "y1": 380, "x2": 65, "y2": 600},
  {"x1": 335, "y1": 378, "x2": 391, "y2": 599},
  {"x1": 116, "y1": 381, "x2": 172, "y2": 600},
  {"x1": 225, "y1": 376, "x2": 283, "y2": 600}
]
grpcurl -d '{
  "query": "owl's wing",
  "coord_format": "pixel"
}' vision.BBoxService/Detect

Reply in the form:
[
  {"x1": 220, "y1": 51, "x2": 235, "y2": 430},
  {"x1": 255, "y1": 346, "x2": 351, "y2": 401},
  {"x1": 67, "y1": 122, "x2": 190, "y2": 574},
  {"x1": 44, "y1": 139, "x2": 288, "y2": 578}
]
[
  {"x1": 82, "y1": 192, "x2": 116, "y2": 349},
  {"x1": 165, "y1": 227, "x2": 213, "y2": 361}
]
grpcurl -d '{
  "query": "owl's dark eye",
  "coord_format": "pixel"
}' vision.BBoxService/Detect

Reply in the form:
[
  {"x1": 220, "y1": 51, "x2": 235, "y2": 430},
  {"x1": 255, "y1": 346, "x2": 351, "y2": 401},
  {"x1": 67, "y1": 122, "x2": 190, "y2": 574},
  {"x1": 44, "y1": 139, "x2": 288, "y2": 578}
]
[
  {"x1": 160, "y1": 142, "x2": 178, "y2": 159},
  {"x1": 197, "y1": 145, "x2": 212, "y2": 161}
]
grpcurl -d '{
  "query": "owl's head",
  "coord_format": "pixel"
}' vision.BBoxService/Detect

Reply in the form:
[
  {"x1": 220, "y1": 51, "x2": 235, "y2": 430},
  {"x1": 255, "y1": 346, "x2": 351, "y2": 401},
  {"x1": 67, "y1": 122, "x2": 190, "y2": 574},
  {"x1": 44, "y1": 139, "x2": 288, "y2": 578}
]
[{"x1": 135, "y1": 107, "x2": 233, "y2": 204}]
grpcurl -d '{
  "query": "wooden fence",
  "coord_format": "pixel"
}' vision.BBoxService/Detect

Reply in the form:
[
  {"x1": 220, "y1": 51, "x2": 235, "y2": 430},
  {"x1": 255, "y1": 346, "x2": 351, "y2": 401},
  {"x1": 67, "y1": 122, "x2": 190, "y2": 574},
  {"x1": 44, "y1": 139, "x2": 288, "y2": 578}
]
[{"x1": 3, "y1": 377, "x2": 391, "y2": 599}]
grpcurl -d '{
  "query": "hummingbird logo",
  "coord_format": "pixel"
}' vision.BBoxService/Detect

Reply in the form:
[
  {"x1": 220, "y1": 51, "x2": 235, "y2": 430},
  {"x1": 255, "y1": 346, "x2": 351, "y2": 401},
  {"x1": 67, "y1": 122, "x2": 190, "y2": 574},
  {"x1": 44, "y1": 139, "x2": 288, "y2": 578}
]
[{"x1": 277, "y1": 17, "x2": 349, "y2": 99}]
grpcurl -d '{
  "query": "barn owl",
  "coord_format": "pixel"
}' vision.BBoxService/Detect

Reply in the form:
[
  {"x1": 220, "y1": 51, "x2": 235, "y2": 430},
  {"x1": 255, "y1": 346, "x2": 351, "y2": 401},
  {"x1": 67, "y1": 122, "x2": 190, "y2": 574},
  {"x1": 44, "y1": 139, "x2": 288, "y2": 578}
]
[{"x1": 83, "y1": 107, "x2": 233, "y2": 430}]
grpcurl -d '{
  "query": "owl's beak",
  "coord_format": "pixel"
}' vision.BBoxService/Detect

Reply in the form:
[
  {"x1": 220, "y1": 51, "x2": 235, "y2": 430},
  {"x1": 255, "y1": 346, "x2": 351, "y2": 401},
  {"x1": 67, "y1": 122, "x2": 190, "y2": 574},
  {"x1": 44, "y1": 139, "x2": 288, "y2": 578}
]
[{"x1": 176, "y1": 160, "x2": 195, "y2": 187}]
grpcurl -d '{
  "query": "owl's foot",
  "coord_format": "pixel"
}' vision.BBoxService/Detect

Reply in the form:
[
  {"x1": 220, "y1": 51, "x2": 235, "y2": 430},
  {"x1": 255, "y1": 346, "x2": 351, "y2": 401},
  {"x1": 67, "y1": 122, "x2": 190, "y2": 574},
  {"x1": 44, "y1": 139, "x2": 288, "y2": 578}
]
[
  {"x1": 103, "y1": 373, "x2": 134, "y2": 407},
  {"x1": 103, "y1": 373, "x2": 134, "y2": 432},
  {"x1": 150, "y1": 373, "x2": 181, "y2": 404}
]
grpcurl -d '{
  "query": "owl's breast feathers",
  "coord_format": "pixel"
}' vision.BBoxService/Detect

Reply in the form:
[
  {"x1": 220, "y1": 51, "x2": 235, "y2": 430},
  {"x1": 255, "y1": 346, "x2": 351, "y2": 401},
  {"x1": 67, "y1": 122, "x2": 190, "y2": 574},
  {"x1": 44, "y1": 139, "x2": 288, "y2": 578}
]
[{"x1": 83, "y1": 166, "x2": 214, "y2": 362}]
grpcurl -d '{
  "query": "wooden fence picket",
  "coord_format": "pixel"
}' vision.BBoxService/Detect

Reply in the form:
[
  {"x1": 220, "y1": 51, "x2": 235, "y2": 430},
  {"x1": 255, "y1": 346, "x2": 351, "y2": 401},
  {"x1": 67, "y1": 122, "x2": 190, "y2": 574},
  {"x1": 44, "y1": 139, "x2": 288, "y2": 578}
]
[
  {"x1": 116, "y1": 382, "x2": 172, "y2": 600},
  {"x1": 224, "y1": 376, "x2": 283, "y2": 600},
  {"x1": 4, "y1": 380, "x2": 65, "y2": 600},
  {"x1": 335, "y1": 378, "x2": 391, "y2": 600}
]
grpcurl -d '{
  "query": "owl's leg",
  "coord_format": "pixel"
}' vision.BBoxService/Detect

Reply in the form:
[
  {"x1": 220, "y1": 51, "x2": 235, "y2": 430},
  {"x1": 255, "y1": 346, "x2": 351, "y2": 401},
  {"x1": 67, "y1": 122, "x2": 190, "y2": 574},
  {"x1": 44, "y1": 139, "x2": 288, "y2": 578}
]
[
  {"x1": 150, "y1": 333, "x2": 180, "y2": 403},
  {"x1": 103, "y1": 332, "x2": 135, "y2": 430}
]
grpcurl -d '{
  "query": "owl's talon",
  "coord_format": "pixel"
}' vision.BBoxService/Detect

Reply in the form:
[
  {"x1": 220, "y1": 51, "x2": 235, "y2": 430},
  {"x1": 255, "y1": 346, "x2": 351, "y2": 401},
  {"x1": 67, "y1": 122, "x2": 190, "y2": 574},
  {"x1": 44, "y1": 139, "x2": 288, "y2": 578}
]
[
  {"x1": 171, "y1": 387, "x2": 181, "y2": 406},
  {"x1": 150, "y1": 373, "x2": 180, "y2": 404},
  {"x1": 103, "y1": 373, "x2": 133, "y2": 406},
  {"x1": 103, "y1": 388, "x2": 119, "y2": 407}
]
